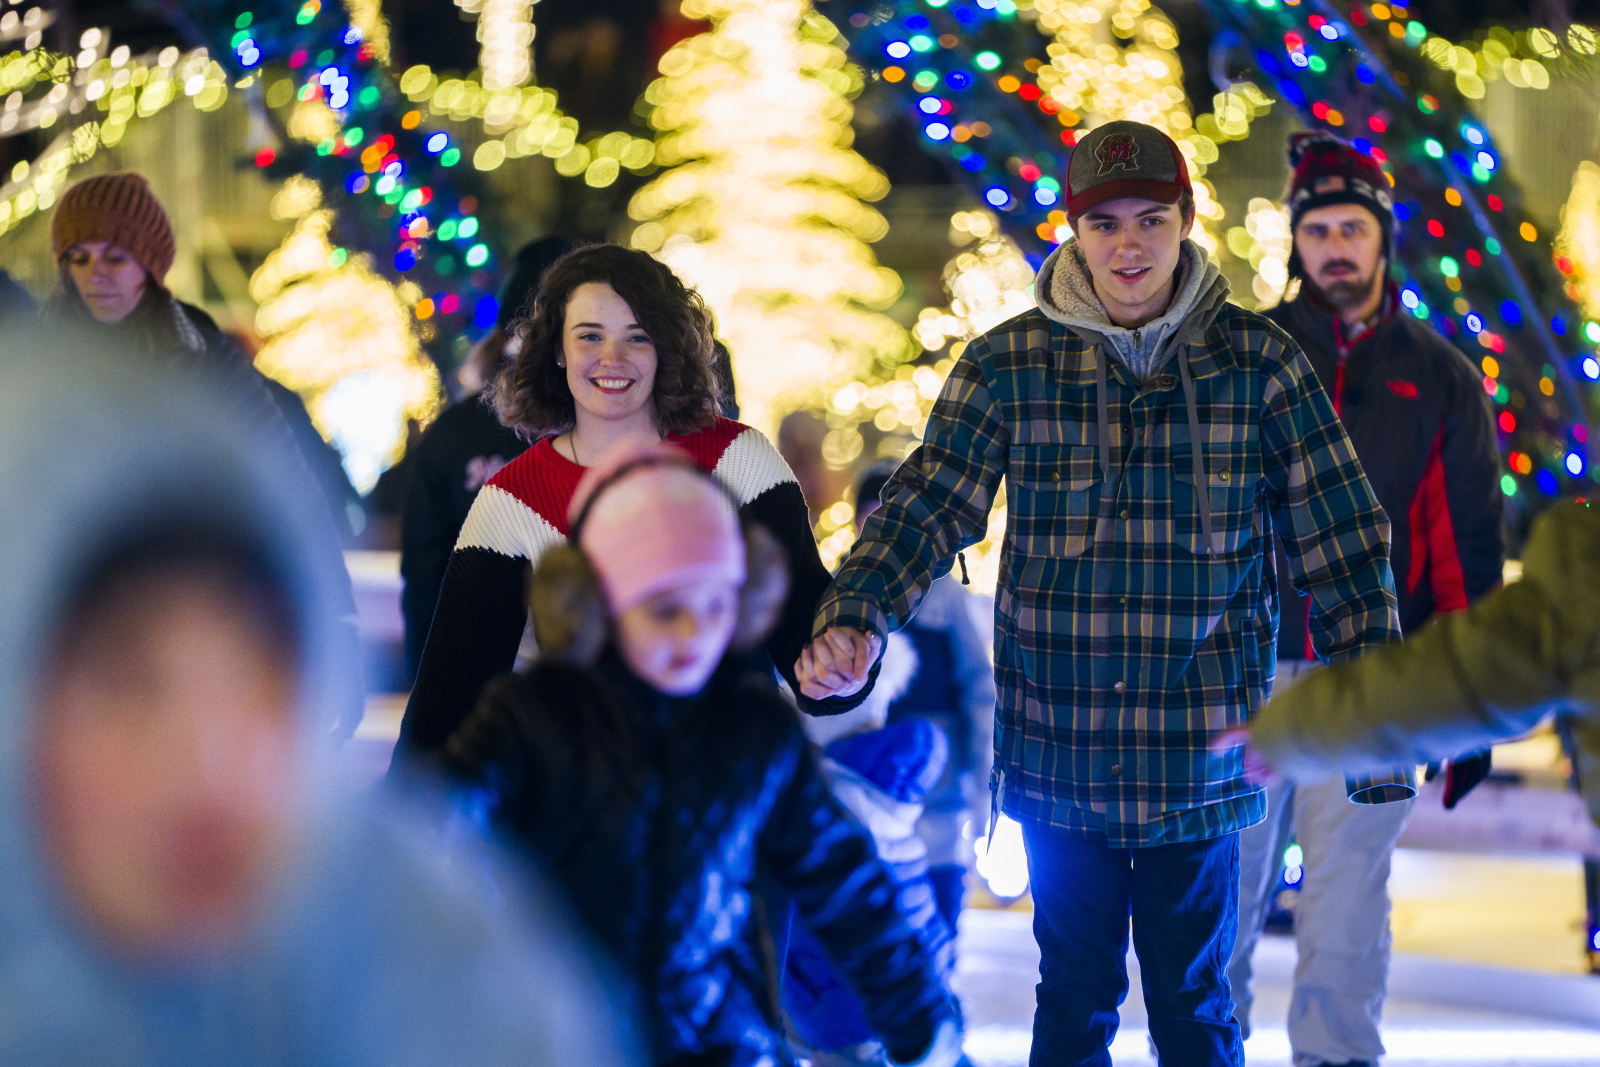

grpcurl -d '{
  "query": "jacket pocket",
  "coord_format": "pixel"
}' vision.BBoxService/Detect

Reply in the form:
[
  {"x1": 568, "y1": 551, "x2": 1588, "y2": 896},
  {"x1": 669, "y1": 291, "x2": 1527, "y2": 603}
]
[
  {"x1": 1173, "y1": 453, "x2": 1259, "y2": 556},
  {"x1": 1008, "y1": 444, "x2": 1099, "y2": 558}
]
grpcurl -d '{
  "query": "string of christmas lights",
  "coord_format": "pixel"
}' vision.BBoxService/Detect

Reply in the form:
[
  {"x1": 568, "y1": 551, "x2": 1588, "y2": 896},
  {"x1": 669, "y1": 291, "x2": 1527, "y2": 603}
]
[
  {"x1": 824, "y1": 0, "x2": 1234, "y2": 262},
  {"x1": 1198, "y1": 0, "x2": 1597, "y2": 512},
  {"x1": 826, "y1": 0, "x2": 1070, "y2": 264},
  {"x1": 0, "y1": 39, "x2": 234, "y2": 234},
  {"x1": 459, "y1": 0, "x2": 539, "y2": 91}
]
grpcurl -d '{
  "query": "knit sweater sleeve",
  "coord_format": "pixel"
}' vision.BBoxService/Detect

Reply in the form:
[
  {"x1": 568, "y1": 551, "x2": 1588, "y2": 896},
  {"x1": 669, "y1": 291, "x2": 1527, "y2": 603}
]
[
  {"x1": 393, "y1": 464, "x2": 566, "y2": 761},
  {"x1": 711, "y1": 425, "x2": 874, "y2": 715}
]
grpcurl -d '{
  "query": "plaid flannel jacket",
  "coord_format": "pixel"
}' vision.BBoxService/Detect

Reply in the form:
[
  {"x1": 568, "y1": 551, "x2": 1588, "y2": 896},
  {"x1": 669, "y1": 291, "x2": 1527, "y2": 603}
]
[{"x1": 816, "y1": 303, "x2": 1401, "y2": 847}]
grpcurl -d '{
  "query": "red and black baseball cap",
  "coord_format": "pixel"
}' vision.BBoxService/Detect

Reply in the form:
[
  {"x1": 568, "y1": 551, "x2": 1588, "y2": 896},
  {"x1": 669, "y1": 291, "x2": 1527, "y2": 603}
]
[{"x1": 1065, "y1": 120, "x2": 1192, "y2": 221}]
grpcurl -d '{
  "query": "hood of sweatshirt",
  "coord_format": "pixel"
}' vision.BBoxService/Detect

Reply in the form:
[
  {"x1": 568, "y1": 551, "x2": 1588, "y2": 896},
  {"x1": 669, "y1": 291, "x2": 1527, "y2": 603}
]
[
  {"x1": 1034, "y1": 237, "x2": 1230, "y2": 383},
  {"x1": 0, "y1": 332, "x2": 631, "y2": 1066},
  {"x1": 1031, "y1": 238, "x2": 1234, "y2": 553}
]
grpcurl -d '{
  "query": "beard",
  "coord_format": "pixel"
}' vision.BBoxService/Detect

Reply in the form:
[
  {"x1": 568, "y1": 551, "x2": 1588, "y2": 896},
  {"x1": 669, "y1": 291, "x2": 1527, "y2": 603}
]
[{"x1": 1309, "y1": 259, "x2": 1381, "y2": 312}]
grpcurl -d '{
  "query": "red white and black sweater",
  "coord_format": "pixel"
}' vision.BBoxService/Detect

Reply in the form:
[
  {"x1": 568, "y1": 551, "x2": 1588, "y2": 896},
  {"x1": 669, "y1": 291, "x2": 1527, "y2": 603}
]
[
  {"x1": 1266, "y1": 291, "x2": 1504, "y2": 657},
  {"x1": 395, "y1": 417, "x2": 854, "y2": 758}
]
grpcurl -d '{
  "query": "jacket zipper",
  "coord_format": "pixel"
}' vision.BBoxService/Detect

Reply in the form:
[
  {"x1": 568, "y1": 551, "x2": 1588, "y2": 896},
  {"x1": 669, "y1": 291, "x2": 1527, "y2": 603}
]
[
  {"x1": 1306, "y1": 314, "x2": 1354, "y2": 659},
  {"x1": 1330, "y1": 316, "x2": 1351, "y2": 418}
]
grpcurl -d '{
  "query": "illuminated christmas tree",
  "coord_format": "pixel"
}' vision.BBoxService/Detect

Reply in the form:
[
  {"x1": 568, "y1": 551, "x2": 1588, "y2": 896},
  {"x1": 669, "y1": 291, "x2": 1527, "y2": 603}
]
[
  {"x1": 1023, "y1": 0, "x2": 1228, "y2": 254},
  {"x1": 627, "y1": 0, "x2": 916, "y2": 439},
  {"x1": 1557, "y1": 161, "x2": 1600, "y2": 334},
  {"x1": 251, "y1": 178, "x2": 441, "y2": 493}
]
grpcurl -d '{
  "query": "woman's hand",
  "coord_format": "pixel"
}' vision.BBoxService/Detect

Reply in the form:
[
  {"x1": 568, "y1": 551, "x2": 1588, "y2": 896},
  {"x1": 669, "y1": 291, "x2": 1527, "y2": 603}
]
[
  {"x1": 1210, "y1": 728, "x2": 1279, "y2": 786},
  {"x1": 795, "y1": 627, "x2": 881, "y2": 700}
]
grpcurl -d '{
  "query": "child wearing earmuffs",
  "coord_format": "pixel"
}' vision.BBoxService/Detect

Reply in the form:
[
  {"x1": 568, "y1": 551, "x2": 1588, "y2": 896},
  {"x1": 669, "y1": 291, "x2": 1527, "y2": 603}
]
[{"x1": 442, "y1": 438, "x2": 964, "y2": 1067}]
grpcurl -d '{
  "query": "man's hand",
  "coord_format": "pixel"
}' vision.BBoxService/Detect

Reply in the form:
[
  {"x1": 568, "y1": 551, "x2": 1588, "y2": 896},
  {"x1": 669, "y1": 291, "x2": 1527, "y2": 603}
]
[
  {"x1": 1210, "y1": 728, "x2": 1278, "y2": 786},
  {"x1": 795, "y1": 627, "x2": 881, "y2": 700}
]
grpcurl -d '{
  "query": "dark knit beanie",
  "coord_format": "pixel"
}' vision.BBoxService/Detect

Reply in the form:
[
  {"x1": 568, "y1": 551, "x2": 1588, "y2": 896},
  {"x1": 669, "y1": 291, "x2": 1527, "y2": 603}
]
[
  {"x1": 498, "y1": 235, "x2": 575, "y2": 331},
  {"x1": 51, "y1": 172, "x2": 177, "y2": 283},
  {"x1": 1285, "y1": 132, "x2": 1395, "y2": 279}
]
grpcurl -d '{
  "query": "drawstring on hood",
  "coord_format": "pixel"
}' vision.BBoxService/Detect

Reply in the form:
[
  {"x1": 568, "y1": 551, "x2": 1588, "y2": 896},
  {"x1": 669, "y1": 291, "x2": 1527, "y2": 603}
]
[
  {"x1": 1035, "y1": 237, "x2": 1232, "y2": 553},
  {"x1": 1036, "y1": 238, "x2": 1224, "y2": 383}
]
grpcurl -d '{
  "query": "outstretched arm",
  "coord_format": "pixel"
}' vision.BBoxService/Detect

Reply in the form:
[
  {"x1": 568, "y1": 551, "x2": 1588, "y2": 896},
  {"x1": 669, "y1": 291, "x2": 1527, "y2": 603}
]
[
  {"x1": 1243, "y1": 502, "x2": 1600, "y2": 786},
  {"x1": 800, "y1": 346, "x2": 1010, "y2": 699}
]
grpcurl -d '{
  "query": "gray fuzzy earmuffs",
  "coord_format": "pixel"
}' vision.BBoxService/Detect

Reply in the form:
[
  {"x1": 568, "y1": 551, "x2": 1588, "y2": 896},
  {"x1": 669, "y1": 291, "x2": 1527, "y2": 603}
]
[{"x1": 527, "y1": 522, "x2": 790, "y2": 668}]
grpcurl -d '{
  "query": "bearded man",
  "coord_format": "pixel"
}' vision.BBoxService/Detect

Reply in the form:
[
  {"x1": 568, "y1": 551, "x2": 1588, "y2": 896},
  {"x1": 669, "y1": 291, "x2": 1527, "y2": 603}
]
[{"x1": 1228, "y1": 132, "x2": 1505, "y2": 1067}]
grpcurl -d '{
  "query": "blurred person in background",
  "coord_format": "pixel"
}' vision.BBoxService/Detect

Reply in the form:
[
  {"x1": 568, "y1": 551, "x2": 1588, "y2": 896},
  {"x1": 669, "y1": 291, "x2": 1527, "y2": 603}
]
[
  {"x1": 43, "y1": 172, "x2": 364, "y2": 734},
  {"x1": 399, "y1": 236, "x2": 570, "y2": 679},
  {"x1": 1227, "y1": 133, "x2": 1505, "y2": 1067},
  {"x1": 44, "y1": 172, "x2": 362, "y2": 545},
  {"x1": 0, "y1": 340, "x2": 636, "y2": 1067},
  {"x1": 444, "y1": 439, "x2": 962, "y2": 1067},
  {"x1": 783, "y1": 628, "x2": 971, "y2": 1067},
  {"x1": 852, "y1": 461, "x2": 995, "y2": 945},
  {"x1": 395, "y1": 244, "x2": 866, "y2": 766}
]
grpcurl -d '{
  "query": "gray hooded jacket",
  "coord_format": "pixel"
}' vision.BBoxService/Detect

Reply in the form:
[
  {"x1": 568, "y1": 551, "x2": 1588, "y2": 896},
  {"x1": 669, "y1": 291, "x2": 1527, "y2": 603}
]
[
  {"x1": 1034, "y1": 237, "x2": 1229, "y2": 384},
  {"x1": 0, "y1": 340, "x2": 635, "y2": 1067}
]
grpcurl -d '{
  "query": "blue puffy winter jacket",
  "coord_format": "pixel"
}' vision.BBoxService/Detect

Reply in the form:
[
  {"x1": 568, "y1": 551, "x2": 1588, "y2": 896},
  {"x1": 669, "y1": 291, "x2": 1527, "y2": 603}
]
[
  {"x1": 783, "y1": 719, "x2": 957, "y2": 1054},
  {"x1": 445, "y1": 650, "x2": 956, "y2": 1067}
]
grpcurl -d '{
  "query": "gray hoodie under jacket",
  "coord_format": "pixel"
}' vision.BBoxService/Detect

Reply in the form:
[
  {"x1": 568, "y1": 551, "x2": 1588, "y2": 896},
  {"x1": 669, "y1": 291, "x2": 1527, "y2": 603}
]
[
  {"x1": 1034, "y1": 236, "x2": 1229, "y2": 384},
  {"x1": 1031, "y1": 235, "x2": 1234, "y2": 550}
]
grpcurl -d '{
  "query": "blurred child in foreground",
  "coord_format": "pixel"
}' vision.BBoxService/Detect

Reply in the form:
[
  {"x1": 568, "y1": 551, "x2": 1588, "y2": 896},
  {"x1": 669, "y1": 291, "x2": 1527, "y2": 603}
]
[
  {"x1": 444, "y1": 438, "x2": 964, "y2": 1067},
  {"x1": 0, "y1": 340, "x2": 630, "y2": 1066}
]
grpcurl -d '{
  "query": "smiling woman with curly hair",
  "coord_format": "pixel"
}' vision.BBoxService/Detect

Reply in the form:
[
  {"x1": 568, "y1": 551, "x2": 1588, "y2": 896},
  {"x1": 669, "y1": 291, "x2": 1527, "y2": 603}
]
[
  {"x1": 491, "y1": 244, "x2": 722, "y2": 441},
  {"x1": 394, "y1": 244, "x2": 871, "y2": 766}
]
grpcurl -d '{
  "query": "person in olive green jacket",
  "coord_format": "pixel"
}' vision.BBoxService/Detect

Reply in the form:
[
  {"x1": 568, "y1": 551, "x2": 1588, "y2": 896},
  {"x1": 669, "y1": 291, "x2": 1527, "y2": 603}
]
[{"x1": 1219, "y1": 499, "x2": 1600, "y2": 821}]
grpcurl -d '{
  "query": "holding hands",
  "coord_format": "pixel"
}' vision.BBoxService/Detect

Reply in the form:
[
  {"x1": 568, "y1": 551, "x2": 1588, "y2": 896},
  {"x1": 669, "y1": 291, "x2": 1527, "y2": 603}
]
[{"x1": 795, "y1": 627, "x2": 882, "y2": 700}]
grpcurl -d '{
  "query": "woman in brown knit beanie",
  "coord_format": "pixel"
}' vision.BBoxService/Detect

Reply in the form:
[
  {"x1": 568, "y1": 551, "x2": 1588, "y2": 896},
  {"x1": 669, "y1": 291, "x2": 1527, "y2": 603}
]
[
  {"x1": 42, "y1": 173, "x2": 369, "y2": 717},
  {"x1": 45, "y1": 172, "x2": 201, "y2": 352}
]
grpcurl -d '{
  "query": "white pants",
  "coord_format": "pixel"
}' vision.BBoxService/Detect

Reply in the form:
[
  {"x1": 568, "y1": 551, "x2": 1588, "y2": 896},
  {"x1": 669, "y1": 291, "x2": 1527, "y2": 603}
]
[{"x1": 1231, "y1": 671, "x2": 1413, "y2": 1067}]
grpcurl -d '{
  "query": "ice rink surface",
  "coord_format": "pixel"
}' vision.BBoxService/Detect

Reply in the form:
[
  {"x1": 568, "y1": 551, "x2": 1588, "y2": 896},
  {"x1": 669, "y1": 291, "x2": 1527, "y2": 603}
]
[{"x1": 955, "y1": 907, "x2": 1600, "y2": 1067}]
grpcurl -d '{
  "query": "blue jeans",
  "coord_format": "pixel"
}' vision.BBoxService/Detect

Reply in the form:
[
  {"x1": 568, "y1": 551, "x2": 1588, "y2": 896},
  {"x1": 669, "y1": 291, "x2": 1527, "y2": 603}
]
[{"x1": 1023, "y1": 822, "x2": 1244, "y2": 1067}]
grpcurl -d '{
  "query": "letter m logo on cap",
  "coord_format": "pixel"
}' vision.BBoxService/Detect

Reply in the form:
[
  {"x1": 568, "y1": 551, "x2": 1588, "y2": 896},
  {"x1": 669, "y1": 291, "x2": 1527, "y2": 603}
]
[
  {"x1": 1065, "y1": 120, "x2": 1192, "y2": 221},
  {"x1": 1096, "y1": 133, "x2": 1140, "y2": 176}
]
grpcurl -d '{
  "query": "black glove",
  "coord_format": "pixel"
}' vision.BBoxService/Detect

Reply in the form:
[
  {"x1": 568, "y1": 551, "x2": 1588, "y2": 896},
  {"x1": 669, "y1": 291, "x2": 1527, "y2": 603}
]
[{"x1": 1442, "y1": 748, "x2": 1493, "y2": 809}]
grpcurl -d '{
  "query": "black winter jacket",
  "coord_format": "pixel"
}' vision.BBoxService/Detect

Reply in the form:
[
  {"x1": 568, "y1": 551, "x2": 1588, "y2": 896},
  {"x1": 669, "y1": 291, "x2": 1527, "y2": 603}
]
[
  {"x1": 444, "y1": 651, "x2": 954, "y2": 1067},
  {"x1": 1266, "y1": 292, "x2": 1503, "y2": 657},
  {"x1": 43, "y1": 295, "x2": 367, "y2": 733},
  {"x1": 399, "y1": 394, "x2": 528, "y2": 674}
]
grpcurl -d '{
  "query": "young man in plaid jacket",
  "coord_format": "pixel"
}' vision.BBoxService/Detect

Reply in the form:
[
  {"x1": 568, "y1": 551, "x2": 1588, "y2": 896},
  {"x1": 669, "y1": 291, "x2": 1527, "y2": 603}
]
[{"x1": 796, "y1": 120, "x2": 1401, "y2": 1067}]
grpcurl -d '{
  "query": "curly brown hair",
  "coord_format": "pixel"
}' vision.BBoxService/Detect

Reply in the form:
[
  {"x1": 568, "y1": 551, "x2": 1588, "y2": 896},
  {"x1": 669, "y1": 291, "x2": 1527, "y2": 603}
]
[{"x1": 490, "y1": 244, "x2": 721, "y2": 439}]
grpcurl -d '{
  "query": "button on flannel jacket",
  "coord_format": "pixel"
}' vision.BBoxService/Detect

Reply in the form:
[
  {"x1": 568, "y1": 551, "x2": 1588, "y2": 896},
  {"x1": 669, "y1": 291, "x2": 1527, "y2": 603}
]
[{"x1": 815, "y1": 301, "x2": 1402, "y2": 848}]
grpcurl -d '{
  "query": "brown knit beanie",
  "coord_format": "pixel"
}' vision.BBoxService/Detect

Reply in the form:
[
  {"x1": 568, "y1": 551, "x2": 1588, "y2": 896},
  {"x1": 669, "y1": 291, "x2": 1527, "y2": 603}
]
[{"x1": 51, "y1": 172, "x2": 176, "y2": 283}]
